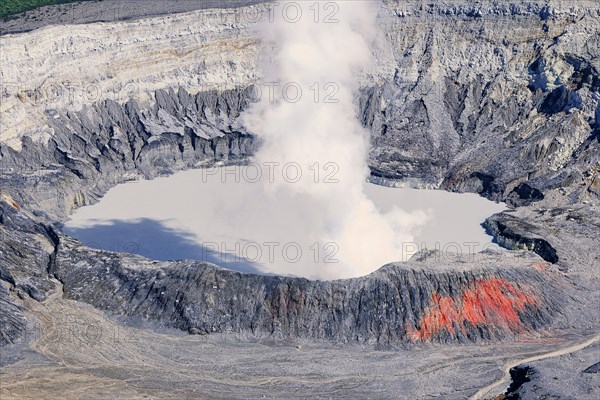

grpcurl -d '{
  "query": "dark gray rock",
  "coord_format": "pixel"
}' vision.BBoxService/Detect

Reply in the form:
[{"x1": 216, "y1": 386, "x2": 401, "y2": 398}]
[
  {"x1": 503, "y1": 343, "x2": 600, "y2": 400},
  {"x1": 505, "y1": 365, "x2": 537, "y2": 400},
  {"x1": 50, "y1": 234, "x2": 565, "y2": 345},
  {"x1": 507, "y1": 183, "x2": 545, "y2": 207},
  {"x1": 0, "y1": 281, "x2": 29, "y2": 346},
  {"x1": 583, "y1": 362, "x2": 600, "y2": 374},
  {"x1": 483, "y1": 214, "x2": 559, "y2": 264}
]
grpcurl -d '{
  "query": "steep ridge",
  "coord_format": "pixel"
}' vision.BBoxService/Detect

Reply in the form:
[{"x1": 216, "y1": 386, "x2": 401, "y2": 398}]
[
  {"x1": 362, "y1": 1, "x2": 600, "y2": 198},
  {"x1": 1, "y1": 87, "x2": 258, "y2": 221}
]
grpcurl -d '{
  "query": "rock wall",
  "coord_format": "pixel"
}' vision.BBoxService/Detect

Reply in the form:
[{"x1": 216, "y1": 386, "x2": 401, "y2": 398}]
[
  {"x1": 0, "y1": 201, "x2": 565, "y2": 347},
  {"x1": 1, "y1": 0, "x2": 599, "y2": 347},
  {"x1": 362, "y1": 0, "x2": 600, "y2": 199}
]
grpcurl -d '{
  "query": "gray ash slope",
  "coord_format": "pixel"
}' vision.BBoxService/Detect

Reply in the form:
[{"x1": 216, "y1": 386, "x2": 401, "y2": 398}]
[
  {"x1": 0, "y1": 0, "x2": 265, "y2": 35},
  {"x1": 0, "y1": 0, "x2": 599, "y2": 384}
]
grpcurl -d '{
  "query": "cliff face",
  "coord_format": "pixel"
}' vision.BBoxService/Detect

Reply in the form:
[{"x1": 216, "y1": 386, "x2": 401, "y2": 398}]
[
  {"x1": 51, "y1": 233, "x2": 563, "y2": 345},
  {"x1": 0, "y1": 5, "x2": 261, "y2": 151},
  {"x1": 2, "y1": 0, "x2": 597, "y2": 199},
  {"x1": 1, "y1": 87, "x2": 257, "y2": 222},
  {"x1": 1, "y1": 0, "x2": 599, "y2": 349},
  {"x1": 363, "y1": 1, "x2": 600, "y2": 198},
  {"x1": 0, "y1": 196, "x2": 564, "y2": 347}
]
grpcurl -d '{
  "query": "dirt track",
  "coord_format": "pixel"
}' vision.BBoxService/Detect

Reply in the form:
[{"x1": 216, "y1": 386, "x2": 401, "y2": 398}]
[
  {"x1": 470, "y1": 334, "x2": 600, "y2": 400},
  {"x1": 1, "y1": 279, "x2": 592, "y2": 399}
]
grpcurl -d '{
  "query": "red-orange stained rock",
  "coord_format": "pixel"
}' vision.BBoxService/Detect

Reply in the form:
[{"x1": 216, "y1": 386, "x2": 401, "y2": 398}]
[
  {"x1": 1, "y1": 195, "x2": 20, "y2": 210},
  {"x1": 407, "y1": 277, "x2": 536, "y2": 341},
  {"x1": 10, "y1": 199, "x2": 21, "y2": 210}
]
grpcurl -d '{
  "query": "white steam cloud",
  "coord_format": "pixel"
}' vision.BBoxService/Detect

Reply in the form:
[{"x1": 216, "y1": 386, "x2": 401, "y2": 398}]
[{"x1": 242, "y1": 1, "x2": 428, "y2": 279}]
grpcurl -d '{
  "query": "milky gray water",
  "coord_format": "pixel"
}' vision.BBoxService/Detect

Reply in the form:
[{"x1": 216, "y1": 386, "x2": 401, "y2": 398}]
[{"x1": 64, "y1": 166, "x2": 506, "y2": 279}]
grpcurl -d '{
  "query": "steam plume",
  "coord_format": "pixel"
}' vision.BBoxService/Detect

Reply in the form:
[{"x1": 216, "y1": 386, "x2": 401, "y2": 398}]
[{"x1": 243, "y1": 1, "x2": 428, "y2": 279}]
